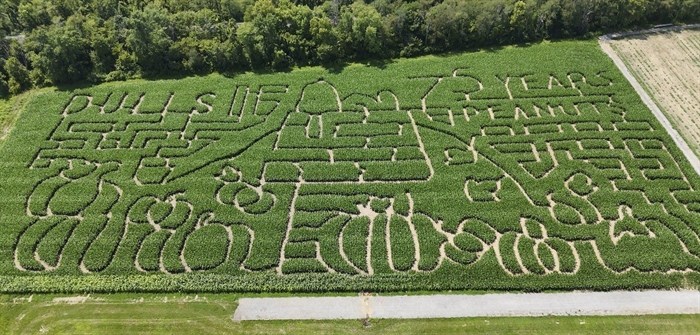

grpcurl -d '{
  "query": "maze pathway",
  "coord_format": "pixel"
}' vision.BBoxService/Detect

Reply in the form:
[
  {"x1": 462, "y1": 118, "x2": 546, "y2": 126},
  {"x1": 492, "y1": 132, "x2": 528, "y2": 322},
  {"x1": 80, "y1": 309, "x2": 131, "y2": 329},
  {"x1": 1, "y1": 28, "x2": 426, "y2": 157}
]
[{"x1": 2, "y1": 41, "x2": 700, "y2": 292}]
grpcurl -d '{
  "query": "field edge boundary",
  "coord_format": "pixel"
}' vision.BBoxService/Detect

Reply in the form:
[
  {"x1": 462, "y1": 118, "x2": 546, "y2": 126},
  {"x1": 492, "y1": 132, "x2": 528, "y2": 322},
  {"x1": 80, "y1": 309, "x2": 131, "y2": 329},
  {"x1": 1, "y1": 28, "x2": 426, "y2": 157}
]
[{"x1": 599, "y1": 32, "x2": 700, "y2": 177}]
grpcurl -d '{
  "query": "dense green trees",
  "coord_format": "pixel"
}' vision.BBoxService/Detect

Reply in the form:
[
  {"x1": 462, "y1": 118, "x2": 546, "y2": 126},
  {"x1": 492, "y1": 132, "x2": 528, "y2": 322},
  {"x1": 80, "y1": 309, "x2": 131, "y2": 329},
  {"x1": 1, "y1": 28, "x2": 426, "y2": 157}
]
[
  {"x1": 0, "y1": 0, "x2": 698, "y2": 97},
  {"x1": 238, "y1": 0, "x2": 316, "y2": 69},
  {"x1": 25, "y1": 17, "x2": 92, "y2": 84},
  {"x1": 3, "y1": 56, "x2": 30, "y2": 94},
  {"x1": 337, "y1": 1, "x2": 388, "y2": 57}
]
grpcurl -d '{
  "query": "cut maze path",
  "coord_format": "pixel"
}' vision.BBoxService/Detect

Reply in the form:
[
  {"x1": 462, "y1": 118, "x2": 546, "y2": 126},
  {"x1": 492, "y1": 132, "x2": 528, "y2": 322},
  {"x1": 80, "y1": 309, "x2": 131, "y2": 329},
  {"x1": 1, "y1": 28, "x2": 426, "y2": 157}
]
[{"x1": 3, "y1": 39, "x2": 700, "y2": 293}]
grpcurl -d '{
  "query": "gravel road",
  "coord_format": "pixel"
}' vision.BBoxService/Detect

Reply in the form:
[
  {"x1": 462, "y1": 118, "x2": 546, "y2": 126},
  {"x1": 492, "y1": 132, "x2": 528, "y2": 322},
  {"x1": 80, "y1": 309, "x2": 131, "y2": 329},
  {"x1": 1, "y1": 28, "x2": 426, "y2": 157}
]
[{"x1": 233, "y1": 290, "x2": 700, "y2": 321}]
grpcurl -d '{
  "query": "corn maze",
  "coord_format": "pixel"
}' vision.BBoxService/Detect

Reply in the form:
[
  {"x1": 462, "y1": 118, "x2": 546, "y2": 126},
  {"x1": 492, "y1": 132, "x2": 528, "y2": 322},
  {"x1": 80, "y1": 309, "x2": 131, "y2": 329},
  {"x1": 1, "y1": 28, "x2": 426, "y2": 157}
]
[{"x1": 1, "y1": 41, "x2": 699, "y2": 292}]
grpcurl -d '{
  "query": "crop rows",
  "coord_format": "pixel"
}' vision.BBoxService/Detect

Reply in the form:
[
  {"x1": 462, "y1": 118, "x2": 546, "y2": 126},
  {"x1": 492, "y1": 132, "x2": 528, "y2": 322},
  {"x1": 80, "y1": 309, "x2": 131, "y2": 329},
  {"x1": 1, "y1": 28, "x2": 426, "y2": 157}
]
[{"x1": 1, "y1": 41, "x2": 699, "y2": 293}]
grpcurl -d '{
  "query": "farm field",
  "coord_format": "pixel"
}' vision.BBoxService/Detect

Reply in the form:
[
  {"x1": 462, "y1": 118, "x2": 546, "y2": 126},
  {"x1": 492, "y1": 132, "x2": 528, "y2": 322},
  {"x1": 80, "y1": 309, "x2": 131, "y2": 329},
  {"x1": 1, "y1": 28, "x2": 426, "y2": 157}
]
[
  {"x1": 1, "y1": 40, "x2": 700, "y2": 293},
  {"x1": 1, "y1": 294, "x2": 699, "y2": 335},
  {"x1": 0, "y1": 90, "x2": 43, "y2": 142},
  {"x1": 608, "y1": 28, "x2": 700, "y2": 155}
]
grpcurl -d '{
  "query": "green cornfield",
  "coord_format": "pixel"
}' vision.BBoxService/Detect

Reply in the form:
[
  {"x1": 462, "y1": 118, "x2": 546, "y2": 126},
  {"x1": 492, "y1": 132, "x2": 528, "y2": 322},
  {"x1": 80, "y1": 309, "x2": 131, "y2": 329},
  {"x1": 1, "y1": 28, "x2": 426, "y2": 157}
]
[{"x1": 1, "y1": 40, "x2": 699, "y2": 293}]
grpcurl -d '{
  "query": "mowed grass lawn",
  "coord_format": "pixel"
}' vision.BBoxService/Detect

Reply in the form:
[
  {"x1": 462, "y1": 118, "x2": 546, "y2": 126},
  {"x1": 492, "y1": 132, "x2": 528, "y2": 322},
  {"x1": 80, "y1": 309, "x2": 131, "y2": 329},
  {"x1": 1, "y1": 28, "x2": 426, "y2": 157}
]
[{"x1": 1, "y1": 294, "x2": 698, "y2": 335}]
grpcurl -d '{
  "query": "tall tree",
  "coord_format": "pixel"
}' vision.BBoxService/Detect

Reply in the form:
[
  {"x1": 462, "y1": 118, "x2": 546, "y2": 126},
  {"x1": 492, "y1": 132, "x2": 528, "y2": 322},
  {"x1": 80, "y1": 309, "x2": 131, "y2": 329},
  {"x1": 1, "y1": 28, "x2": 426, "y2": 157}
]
[
  {"x1": 238, "y1": 0, "x2": 314, "y2": 69},
  {"x1": 17, "y1": 0, "x2": 55, "y2": 31},
  {"x1": 3, "y1": 56, "x2": 31, "y2": 94},
  {"x1": 310, "y1": 7, "x2": 340, "y2": 62},
  {"x1": 25, "y1": 18, "x2": 92, "y2": 85},
  {"x1": 337, "y1": 1, "x2": 389, "y2": 58},
  {"x1": 125, "y1": 4, "x2": 175, "y2": 75}
]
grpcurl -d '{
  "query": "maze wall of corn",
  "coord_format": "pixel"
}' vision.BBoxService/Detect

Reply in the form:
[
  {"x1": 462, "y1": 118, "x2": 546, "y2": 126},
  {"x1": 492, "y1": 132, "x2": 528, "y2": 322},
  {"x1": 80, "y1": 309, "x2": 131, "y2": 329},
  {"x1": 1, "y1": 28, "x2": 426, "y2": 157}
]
[{"x1": 1, "y1": 41, "x2": 699, "y2": 293}]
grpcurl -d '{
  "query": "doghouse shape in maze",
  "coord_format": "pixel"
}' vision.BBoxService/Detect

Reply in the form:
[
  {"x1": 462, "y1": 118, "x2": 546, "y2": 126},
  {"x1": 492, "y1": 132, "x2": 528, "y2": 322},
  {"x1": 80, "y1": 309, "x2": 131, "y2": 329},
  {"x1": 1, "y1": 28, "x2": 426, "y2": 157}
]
[{"x1": 266, "y1": 80, "x2": 433, "y2": 184}]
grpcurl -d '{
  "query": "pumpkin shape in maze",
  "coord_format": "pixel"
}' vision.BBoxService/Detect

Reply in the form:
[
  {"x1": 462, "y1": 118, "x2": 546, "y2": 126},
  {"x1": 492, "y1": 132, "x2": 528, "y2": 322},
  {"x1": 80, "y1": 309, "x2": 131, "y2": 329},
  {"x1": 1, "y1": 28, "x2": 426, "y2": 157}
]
[{"x1": 2, "y1": 41, "x2": 700, "y2": 292}]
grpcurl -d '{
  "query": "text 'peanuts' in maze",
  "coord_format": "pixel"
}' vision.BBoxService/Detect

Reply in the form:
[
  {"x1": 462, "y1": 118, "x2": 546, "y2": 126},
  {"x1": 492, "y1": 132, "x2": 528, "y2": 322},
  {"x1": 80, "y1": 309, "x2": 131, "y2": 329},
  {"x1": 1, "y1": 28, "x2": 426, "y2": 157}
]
[{"x1": 4, "y1": 42, "x2": 700, "y2": 292}]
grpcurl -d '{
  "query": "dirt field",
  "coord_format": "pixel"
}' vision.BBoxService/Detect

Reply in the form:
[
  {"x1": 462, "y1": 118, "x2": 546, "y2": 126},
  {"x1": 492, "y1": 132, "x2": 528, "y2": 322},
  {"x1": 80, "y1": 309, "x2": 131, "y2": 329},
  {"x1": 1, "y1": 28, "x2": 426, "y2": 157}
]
[{"x1": 609, "y1": 29, "x2": 700, "y2": 154}]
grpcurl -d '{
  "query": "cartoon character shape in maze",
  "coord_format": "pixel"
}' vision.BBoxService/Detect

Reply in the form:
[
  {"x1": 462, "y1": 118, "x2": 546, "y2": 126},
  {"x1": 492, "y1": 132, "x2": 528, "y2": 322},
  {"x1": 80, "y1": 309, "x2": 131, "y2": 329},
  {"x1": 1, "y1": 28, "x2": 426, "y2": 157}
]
[
  {"x1": 261, "y1": 79, "x2": 582, "y2": 276},
  {"x1": 265, "y1": 80, "x2": 440, "y2": 274},
  {"x1": 13, "y1": 70, "x2": 700, "y2": 277},
  {"x1": 15, "y1": 85, "x2": 293, "y2": 273},
  {"x1": 415, "y1": 68, "x2": 700, "y2": 275},
  {"x1": 15, "y1": 91, "x2": 209, "y2": 273},
  {"x1": 270, "y1": 80, "x2": 433, "y2": 183}
]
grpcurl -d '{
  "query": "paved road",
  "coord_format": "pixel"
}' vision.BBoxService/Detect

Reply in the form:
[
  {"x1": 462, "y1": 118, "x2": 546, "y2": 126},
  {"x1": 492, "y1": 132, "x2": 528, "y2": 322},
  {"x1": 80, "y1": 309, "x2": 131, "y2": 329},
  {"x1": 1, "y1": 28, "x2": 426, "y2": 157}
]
[
  {"x1": 599, "y1": 37, "x2": 700, "y2": 177},
  {"x1": 232, "y1": 290, "x2": 700, "y2": 321}
]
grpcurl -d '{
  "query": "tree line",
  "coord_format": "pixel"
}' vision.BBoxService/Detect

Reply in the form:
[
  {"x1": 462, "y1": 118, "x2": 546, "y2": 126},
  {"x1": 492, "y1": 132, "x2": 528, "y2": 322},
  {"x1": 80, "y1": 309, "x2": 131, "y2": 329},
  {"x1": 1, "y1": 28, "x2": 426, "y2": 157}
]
[{"x1": 0, "y1": 0, "x2": 698, "y2": 97}]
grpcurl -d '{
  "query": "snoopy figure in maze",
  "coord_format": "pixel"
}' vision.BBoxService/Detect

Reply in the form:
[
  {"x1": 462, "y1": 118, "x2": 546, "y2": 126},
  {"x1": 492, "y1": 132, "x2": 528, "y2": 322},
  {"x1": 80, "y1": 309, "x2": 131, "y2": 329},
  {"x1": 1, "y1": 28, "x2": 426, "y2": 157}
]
[
  {"x1": 253, "y1": 80, "x2": 440, "y2": 274},
  {"x1": 15, "y1": 74, "x2": 700, "y2": 277}
]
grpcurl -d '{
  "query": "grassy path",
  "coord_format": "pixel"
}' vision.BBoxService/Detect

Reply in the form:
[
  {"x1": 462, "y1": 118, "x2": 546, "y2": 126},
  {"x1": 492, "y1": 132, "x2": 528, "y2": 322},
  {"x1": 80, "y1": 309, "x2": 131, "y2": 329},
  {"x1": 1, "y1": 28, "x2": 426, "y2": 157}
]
[{"x1": 1, "y1": 294, "x2": 699, "y2": 334}]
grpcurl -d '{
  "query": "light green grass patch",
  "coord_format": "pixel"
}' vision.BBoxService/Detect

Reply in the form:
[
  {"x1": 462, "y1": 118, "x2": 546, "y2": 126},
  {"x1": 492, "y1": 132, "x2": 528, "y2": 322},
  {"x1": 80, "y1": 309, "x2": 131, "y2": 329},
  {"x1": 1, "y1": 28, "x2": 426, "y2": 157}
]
[{"x1": 1, "y1": 294, "x2": 698, "y2": 335}]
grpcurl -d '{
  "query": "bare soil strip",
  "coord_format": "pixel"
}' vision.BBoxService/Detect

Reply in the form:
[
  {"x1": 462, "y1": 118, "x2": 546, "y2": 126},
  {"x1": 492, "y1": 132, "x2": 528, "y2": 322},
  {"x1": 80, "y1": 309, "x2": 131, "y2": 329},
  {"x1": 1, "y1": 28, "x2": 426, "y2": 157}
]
[{"x1": 232, "y1": 291, "x2": 700, "y2": 321}]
